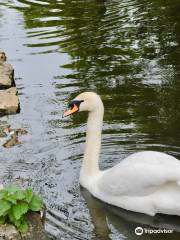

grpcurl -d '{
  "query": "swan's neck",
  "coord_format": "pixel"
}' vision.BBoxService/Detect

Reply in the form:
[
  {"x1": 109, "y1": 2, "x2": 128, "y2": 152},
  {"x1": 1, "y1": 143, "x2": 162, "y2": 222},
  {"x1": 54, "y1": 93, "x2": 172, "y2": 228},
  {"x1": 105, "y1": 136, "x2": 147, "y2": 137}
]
[{"x1": 80, "y1": 106, "x2": 104, "y2": 184}]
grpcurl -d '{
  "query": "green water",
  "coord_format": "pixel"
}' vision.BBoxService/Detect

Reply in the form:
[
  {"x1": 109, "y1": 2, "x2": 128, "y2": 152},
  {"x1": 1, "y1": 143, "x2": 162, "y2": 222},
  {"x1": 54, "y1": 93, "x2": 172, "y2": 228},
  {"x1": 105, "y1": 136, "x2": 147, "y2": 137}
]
[{"x1": 0, "y1": 0, "x2": 180, "y2": 239}]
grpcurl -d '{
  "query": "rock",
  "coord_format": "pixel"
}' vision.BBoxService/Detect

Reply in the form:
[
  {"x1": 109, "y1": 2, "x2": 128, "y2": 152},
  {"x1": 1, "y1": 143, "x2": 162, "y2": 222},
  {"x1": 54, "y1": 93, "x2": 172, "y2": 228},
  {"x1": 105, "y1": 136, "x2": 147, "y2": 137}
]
[
  {"x1": 0, "y1": 212, "x2": 48, "y2": 240},
  {"x1": 0, "y1": 120, "x2": 10, "y2": 137},
  {"x1": 0, "y1": 49, "x2": 6, "y2": 62},
  {"x1": 2, "y1": 128, "x2": 28, "y2": 148},
  {"x1": 16, "y1": 128, "x2": 28, "y2": 136},
  {"x1": 3, "y1": 133, "x2": 21, "y2": 148},
  {"x1": 0, "y1": 180, "x2": 48, "y2": 240},
  {"x1": 0, "y1": 50, "x2": 15, "y2": 89},
  {"x1": 0, "y1": 121, "x2": 11, "y2": 146},
  {"x1": 0, "y1": 87, "x2": 20, "y2": 115},
  {"x1": 21, "y1": 212, "x2": 48, "y2": 240},
  {"x1": 0, "y1": 50, "x2": 20, "y2": 116},
  {"x1": 0, "y1": 224, "x2": 21, "y2": 240},
  {"x1": 0, "y1": 62, "x2": 14, "y2": 88},
  {"x1": 0, "y1": 61, "x2": 15, "y2": 89}
]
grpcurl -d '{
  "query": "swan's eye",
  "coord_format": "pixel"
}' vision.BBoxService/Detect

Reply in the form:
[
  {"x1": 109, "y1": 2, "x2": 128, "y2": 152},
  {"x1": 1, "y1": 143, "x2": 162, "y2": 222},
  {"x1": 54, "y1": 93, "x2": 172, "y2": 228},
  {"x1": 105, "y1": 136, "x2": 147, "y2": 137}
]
[
  {"x1": 63, "y1": 100, "x2": 84, "y2": 118},
  {"x1": 68, "y1": 103, "x2": 74, "y2": 109},
  {"x1": 68, "y1": 100, "x2": 84, "y2": 109}
]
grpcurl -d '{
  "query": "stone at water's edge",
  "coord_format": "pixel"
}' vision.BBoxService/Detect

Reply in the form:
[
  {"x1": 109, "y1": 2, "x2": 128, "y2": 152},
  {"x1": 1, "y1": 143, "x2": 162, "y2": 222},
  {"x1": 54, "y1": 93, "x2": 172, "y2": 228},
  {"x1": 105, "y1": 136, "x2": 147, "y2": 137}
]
[
  {"x1": 0, "y1": 87, "x2": 20, "y2": 115},
  {"x1": 0, "y1": 50, "x2": 19, "y2": 115},
  {"x1": 0, "y1": 224, "x2": 21, "y2": 240},
  {"x1": 0, "y1": 62, "x2": 14, "y2": 88},
  {"x1": 0, "y1": 50, "x2": 15, "y2": 88},
  {"x1": 22, "y1": 212, "x2": 48, "y2": 240},
  {"x1": 0, "y1": 212, "x2": 48, "y2": 240}
]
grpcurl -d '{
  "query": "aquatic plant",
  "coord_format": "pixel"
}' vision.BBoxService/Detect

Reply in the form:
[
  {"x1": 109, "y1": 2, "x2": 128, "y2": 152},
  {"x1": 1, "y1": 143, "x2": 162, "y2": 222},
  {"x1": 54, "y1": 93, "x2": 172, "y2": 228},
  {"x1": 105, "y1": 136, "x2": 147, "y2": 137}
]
[{"x1": 0, "y1": 185, "x2": 43, "y2": 233}]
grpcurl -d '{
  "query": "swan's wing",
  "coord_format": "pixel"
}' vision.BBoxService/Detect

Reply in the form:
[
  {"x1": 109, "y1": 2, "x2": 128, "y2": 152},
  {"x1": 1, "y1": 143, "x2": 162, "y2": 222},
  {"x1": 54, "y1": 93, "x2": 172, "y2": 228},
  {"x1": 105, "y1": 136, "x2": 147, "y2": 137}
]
[{"x1": 98, "y1": 152, "x2": 180, "y2": 197}]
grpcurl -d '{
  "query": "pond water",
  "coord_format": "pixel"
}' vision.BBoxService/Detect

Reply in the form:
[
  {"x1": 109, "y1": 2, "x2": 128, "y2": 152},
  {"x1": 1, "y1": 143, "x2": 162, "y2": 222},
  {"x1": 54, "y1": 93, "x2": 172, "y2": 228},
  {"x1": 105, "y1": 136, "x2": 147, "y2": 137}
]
[{"x1": 0, "y1": 0, "x2": 180, "y2": 239}]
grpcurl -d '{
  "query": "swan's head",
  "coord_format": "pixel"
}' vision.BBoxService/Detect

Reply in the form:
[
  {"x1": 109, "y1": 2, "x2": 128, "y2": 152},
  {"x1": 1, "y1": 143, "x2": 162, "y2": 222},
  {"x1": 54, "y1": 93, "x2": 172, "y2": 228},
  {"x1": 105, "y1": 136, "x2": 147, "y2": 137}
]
[{"x1": 63, "y1": 92, "x2": 103, "y2": 117}]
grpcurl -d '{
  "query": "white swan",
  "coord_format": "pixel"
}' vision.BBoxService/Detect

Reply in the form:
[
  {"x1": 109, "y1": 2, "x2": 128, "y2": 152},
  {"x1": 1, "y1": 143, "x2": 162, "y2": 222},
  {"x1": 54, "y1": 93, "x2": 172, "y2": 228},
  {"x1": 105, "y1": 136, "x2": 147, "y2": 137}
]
[{"x1": 63, "y1": 92, "x2": 180, "y2": 216}]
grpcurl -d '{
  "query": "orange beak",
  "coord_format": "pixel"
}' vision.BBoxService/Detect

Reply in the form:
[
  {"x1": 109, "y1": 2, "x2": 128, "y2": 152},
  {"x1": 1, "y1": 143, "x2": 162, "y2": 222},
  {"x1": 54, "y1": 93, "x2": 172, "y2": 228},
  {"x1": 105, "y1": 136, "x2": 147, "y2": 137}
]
[{"x1": 63, "y1": 104, "x2": 79, "y2": 117}]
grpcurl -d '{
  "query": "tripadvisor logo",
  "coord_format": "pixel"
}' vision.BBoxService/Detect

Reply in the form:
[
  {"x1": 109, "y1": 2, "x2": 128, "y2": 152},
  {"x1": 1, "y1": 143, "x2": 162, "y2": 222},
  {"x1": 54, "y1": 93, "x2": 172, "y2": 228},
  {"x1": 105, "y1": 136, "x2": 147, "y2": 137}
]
[
  {"x1": 135, "y1": 227, "x2": 143, "y2": 235},
  {"x1": 135, "y1": 226, "x2": 173, "y2": 235}
]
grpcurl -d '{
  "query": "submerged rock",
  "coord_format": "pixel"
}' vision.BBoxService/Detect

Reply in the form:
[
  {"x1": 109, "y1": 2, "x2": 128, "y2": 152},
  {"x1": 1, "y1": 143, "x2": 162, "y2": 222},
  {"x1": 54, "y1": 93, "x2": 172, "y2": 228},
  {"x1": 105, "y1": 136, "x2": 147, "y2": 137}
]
[
  {"x1": 2, "y1": 127, "x2": 28, "y2": 148},
  {"x1": 3, "y1": 133, "x2": 21, "y2": 148},
  {"x1": 0, "y1": 124, "x2": 28, "y2": 148},
  {"x1": 0, "y1": 87, "x2": 20, "y2": 115},
  {"x1": 0, "y1": 120, "x2": 10, "y2": 137}
]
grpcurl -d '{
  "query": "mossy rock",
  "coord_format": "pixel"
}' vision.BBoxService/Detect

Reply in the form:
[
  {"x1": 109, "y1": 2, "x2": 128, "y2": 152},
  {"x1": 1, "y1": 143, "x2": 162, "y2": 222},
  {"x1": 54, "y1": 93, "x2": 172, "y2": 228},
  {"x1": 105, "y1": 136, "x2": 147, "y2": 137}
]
[{"x1": 0, "y1": 212, "x2": 48, "y2": 240}]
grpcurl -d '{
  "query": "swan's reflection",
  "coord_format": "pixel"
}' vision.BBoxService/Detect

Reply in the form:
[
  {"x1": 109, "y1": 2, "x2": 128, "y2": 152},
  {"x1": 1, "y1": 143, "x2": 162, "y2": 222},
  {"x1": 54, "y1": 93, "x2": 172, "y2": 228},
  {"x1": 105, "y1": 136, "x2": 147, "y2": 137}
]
[{"x1": 81, "y1": 187, "x2": 180, "y2": 240}]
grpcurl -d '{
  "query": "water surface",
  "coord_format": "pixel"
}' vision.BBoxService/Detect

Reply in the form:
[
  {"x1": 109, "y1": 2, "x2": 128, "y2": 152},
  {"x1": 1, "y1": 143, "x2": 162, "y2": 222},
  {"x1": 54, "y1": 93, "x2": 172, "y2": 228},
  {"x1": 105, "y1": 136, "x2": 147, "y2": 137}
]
[{"x1": 0, "y1": 0, "x2": 180, "y2": 239}]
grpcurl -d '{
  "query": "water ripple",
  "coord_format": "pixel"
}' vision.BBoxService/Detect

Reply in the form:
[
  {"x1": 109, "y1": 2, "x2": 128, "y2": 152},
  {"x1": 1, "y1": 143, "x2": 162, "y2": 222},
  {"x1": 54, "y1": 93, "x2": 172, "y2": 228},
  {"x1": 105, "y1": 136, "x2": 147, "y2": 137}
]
[{"x1": 0, "y1": 0, "x2": 180, "y2": 239}]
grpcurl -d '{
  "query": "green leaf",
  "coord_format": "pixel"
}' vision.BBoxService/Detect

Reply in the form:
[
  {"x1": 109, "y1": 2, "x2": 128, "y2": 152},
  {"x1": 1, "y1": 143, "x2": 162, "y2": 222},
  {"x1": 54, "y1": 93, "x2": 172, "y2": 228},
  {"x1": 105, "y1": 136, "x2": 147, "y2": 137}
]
[
  {"x1": 5, "y1": 194, "x2": 17, "y2": 204},
  {"x1": 14, "y1": 190, "x2": 26, "y2": 200},
  {"x1": 0, "y1": 216, "x2": 6, "y2": 224},
  {"x1": 29, "y1": 194, "x2": 43, "y2": 211},
  {"x1": 0, "y1": 190, "x2": 7, "y2": 200},
  {"x1": 24, "y1": 188, "x2": 33, "y2": 203},
  {"x1": 17, "y1": 220, "x2": 28, "y2": 233},
  {"x1": 6, "y1": 185, "x2": 20, "y2": 194},
  {"x1": 12, "y1": 202, "x2": 29, "y2": 220},
  {"x1": 8, "y1": 210, "x2": 21, "y2": 227},
  {"x1": 8, "y1": 211, "x2": 16, "y2": 223},
  {"x1": 0, "y1": 200, "x2": 11, "y2": 216},
  {"x1": 14, "y1": 219, "x2": 21, "y2": 227},
  {"x1": 0, "y1": 185, "x2": 43, "y2": 234}
]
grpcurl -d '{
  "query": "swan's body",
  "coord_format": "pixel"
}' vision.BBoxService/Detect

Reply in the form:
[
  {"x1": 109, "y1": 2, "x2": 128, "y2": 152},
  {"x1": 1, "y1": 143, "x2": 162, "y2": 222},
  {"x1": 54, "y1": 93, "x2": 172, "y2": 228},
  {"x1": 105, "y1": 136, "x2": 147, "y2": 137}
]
[{"x1": 64, "y1": 92, "x2": 180, "y2": 216}]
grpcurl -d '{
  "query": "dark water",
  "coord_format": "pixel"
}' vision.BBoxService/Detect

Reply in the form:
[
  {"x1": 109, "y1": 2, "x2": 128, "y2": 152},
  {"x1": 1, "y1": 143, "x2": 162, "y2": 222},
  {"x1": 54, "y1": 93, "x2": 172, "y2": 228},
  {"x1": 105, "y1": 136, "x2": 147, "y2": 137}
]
[{"x1": 0, "y1": 0, "x2": 180, "y2": 239}]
